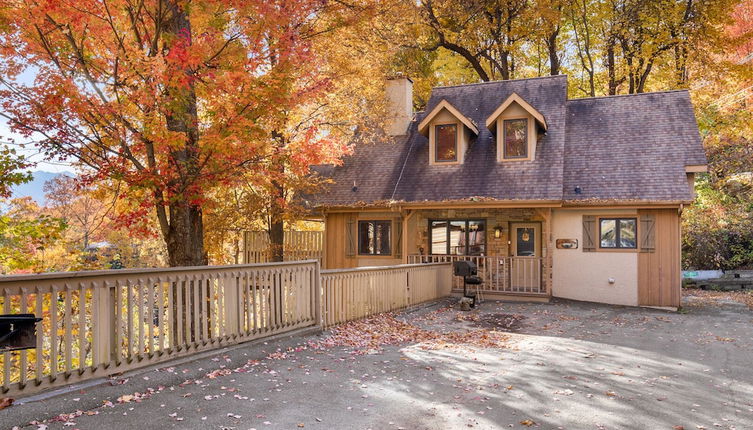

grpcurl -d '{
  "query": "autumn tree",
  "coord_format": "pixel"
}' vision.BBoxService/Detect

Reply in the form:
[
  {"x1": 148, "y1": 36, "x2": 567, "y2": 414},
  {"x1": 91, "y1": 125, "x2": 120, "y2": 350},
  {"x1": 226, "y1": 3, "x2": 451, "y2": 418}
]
[
  {"x1": 0, "y1": 0, "x2": 338, "y2": 267},
  {"x1": 225, "y1": 0, "x2": 411, "y2": 261},
  {"x1": 0, "y1": 197, "x2": 66, "y2": 273},
  {"x1": 44, "y1": 175, "x2": 113, "y2": 250},
  {"x1": 414, "y1": 0, "x2": 536, "y2": 81},
  {"x1": 0, "y1": 145, "x2": 31, "y2": 198}
]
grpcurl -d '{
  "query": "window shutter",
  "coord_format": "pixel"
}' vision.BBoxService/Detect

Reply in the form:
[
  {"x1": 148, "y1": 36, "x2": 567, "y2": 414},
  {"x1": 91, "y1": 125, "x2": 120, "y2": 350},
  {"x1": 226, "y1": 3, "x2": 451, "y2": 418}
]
[
  {"x1": 345, "y1": 218, "x2": 356, "y2": 257},
  {"x1": 640, "y1": 214, "x2": 656, "y2": 253},
  {"x1": 394, "y1": 218, "x2": 403, "y2": 259},
  {"x1": 582, "y1": 215, "x2": 596, "y2": 252}
]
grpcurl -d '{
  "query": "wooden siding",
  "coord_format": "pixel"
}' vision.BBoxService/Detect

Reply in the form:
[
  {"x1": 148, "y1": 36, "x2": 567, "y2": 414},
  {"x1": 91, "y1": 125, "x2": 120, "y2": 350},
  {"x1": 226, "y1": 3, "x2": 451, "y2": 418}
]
[
  {"x1": 323, "y1": 212, "x2": 357, "y2": 269},
  {"x1": 638, "y1": 208, "x2": 681, "y2": 307}
]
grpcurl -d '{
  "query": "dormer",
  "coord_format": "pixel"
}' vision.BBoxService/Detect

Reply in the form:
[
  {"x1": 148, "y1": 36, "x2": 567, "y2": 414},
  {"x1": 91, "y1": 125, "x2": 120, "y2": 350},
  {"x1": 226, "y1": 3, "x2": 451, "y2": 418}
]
[
  {"x1": 485, "y1": 93, "x2": 547, "y2": 162},
  {"x1": 418, "y1": 100, "x2": 479, "y2": 165}
]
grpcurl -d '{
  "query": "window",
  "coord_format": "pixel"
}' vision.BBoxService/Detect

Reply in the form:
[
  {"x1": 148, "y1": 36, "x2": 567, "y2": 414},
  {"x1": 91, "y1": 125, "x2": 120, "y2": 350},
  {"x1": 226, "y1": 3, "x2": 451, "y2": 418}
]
[
  {"x1": 503, "y1": 118, "x2": 527, "y2": 159},
  {"x1": 429, "y1": 219, "x2": 485, "y2": 255},
  {"x1": 358, "y1": 220, "x2": 391, "y2": 255},
  {"x1": 435, "y1": 124, "x2": 457, "y2": 162},
  {"x1": 599, "y1": 218, "x2": 637, "y2": 249}
]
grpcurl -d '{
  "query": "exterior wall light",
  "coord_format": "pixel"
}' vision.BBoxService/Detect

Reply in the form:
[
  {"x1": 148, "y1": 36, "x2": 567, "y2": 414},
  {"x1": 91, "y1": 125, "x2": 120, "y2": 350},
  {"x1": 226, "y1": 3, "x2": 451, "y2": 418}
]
[{"x1": 494, "y1": 225, "x2": 503, "y2": 238}]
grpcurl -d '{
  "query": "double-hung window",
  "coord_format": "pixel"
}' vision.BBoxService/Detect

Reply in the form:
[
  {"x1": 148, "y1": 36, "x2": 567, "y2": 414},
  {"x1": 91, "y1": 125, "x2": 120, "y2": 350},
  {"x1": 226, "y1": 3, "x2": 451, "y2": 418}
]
[
  {"x1": 358, "y1": 220, "x2": 391, "y2": 255},
  {"x1": 599, "y1": 218, "x2": 637, "y2": 249}
]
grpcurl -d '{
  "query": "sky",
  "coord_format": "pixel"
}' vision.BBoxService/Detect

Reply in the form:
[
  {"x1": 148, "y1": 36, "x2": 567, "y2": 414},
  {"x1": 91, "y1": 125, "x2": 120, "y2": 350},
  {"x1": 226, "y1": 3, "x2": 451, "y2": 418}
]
[
  {"x1": 0, "y1": 119, "x2": 75, "y2": 174},
  {"x1": 0, "y1": 63, "x2": 76, "y2": 174}
]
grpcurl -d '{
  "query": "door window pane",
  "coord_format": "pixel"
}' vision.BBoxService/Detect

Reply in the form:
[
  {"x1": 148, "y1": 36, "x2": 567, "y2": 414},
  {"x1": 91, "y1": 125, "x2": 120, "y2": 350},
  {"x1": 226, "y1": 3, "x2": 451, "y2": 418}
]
[
  {"x1": 435, "y1": 124, "x2": 457, "y2": 162},
  {"x1": 503, "y1": 119, "x2": 528, "y2": 158},
  {"x1": 516, "y1": 227, "x2": 535, "y2": 256}
]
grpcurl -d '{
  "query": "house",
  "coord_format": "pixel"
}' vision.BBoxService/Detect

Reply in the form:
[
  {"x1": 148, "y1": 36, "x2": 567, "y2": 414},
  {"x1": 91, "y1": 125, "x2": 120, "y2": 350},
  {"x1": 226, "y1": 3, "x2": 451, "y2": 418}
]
[{"x1": 308, "y1": 75, "x2": 707, "y2": 309}]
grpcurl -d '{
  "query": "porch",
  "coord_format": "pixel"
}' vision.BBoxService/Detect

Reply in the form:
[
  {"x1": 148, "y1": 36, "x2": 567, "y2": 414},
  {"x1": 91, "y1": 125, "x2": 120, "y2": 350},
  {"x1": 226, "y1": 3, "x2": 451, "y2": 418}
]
[
  {"x1": 402, "y1": 207, "x2": 553, "y2": 299},
  {"x1": 407, "y1": 254, "x2": 546, "y2": 297}
]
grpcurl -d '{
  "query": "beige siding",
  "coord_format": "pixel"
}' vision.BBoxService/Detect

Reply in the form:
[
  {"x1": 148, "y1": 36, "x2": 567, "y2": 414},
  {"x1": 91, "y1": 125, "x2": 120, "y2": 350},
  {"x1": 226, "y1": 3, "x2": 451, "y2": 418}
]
[{"x1": 552, "y1": 209, "x2": 639, "y2": 306}]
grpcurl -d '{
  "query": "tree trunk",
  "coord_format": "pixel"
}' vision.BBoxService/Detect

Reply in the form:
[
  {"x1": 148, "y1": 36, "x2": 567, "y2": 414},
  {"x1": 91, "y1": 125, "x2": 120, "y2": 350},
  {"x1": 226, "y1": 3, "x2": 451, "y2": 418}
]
[
  {"x1": 161, "y1": 0, "x2": 207, "y2": 267},
  {"x1": 546, "y1": 28, "x2": 560, "y2": 76},
  {"x1": 268, "y1": 180, "x2": 285, "y2": 262},
  {"x1": 165, "y1": 203, "x2": 207, "y2": 266},
  {"x1": 606, "y1": 35, "x2": 619, "y2": 95}
]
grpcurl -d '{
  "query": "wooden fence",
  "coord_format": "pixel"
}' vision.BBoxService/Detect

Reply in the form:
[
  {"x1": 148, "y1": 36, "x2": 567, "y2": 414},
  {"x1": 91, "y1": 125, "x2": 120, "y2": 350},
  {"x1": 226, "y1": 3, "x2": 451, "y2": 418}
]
[
  {"x1": 243, "y1": 231, "x2": 323, "y2": 264},
  {"x1": 320, "y1": 263, "x2": 452, "y2": 328},
  {"x1": 0, "y1": 261, "x2": 320, "y2": 396},
  {"x1": 0, "y1": 261, "x2": 451, "y2": 396}
]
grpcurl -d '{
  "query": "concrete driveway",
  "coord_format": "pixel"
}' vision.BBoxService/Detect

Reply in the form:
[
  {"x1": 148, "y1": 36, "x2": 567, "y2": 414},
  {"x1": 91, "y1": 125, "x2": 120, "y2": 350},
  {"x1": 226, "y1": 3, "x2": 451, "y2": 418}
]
[{"x1": 3, "y1": 293, "x2": 752, "y2": 430}]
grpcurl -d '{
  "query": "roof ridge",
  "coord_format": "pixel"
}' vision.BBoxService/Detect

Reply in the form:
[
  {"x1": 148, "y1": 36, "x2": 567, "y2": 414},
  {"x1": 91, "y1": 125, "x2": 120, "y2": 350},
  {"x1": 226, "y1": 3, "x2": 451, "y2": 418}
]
[
  {"x1": 433, "y1": 75, "x2": 567, "y2": 90},
  {"x1": 567, "y1": 89, "x2": 689, "y2": 102}
]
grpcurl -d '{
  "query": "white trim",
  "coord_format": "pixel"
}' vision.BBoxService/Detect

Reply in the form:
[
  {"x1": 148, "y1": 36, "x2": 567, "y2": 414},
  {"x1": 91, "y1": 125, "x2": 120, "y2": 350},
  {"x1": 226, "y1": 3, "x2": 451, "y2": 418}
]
[
  {"x1": 417, "y1": 99, "x2": 479, "y2": 136},
  {"x1": 485, "y1": 92, "x2": 547, "y2": 131}
]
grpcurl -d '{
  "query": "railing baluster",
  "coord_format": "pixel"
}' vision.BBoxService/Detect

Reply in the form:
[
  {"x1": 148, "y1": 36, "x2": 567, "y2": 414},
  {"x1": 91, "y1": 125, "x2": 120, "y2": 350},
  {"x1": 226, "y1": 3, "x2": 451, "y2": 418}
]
[
  {"x1": 137, "y1": 279, "x2": 144, "y2": 358},
  {"x1": 19, "y1": 289, "x2": 28, "y2": 386},
  {"x1": 50, "y1": 286, "x2": 59, "y2": 380},
  {"x1": 147, "y1": 278, "x2": 155, "y2": 356},
  {"x1": 2, "y1": 289, "x2": 11, "y2": 390},
  {"x1": 35, "y1": 287, "x2": 43, "y2": 385},
  {"x1": 158, "y1": 278, "x2": 165, "y2": 353},
  {"x1": 64, "y1": 284, "x2": 72, "y2": 375}
]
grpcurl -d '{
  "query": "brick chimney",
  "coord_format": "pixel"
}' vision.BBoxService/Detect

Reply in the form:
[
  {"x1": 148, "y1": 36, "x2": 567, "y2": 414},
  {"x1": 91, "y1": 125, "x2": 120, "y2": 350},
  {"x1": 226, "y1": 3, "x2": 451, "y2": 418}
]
[{"x1": 385, "y1": 76, "x2": 413, "y2": 136}]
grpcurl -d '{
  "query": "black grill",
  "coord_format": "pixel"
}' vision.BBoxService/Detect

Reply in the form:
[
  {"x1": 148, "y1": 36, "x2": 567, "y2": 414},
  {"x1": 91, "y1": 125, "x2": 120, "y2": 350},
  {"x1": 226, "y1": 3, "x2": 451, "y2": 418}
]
[
  {"x1": 453, "y1": 260, "x2": 477, "y2": 277},
  {"x1": 453, "y1": 260, "x2": 483, "y2": 307}
]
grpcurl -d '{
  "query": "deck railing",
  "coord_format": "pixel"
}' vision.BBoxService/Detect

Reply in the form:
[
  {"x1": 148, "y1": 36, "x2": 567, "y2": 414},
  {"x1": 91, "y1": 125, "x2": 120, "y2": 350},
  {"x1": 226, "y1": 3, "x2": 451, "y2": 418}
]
[
  {"x1": 407, "y1": 255, "x2": 545, "y2": 295},
  {"x1": 0, "y1": 261, "x2": 452, "y2": 396},
  {"x1": 0, "y1": 261, "x2": 320, "y2": 396},
  {"x1": 320, "y1": 263, "x2": 452, "y2": 328}
]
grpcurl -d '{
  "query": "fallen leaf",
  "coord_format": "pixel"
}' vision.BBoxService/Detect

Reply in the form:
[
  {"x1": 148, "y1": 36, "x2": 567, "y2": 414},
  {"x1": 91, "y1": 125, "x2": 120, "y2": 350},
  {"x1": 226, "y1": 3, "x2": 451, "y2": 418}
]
[{"x1": 0, "y1": 397, "x2": 14, "y2": 410}]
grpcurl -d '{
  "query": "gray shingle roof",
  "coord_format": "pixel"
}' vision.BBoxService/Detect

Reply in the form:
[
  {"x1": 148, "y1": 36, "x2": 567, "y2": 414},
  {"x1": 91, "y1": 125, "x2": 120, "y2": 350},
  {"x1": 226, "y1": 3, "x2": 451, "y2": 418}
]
[
  {"x1": 563, "y1": 90, "x2": 705, "y2": 202},
  {"x1": 310, "y1": 76, "x2": 706, "y2": 207}
]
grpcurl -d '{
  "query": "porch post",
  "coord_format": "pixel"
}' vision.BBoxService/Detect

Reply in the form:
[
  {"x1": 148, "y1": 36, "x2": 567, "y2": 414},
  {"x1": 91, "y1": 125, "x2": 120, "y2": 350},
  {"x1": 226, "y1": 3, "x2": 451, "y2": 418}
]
[{"x1": 543, "y1": 208, "x2": 553, "y2": 295}]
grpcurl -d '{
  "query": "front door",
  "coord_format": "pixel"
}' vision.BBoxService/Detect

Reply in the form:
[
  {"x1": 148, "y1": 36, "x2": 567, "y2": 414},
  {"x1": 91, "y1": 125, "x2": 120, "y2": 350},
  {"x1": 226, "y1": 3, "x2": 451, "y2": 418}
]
[{"x1": 510, "y1": 223, "x2": 541, "y2": 291}]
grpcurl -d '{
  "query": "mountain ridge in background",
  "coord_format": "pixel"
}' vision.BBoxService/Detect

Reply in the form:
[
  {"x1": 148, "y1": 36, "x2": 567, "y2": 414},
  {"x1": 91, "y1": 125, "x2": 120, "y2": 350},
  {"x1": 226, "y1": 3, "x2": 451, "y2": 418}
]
[{"x1": 11, "y1": 170, "x2": 65, "y2": 206}]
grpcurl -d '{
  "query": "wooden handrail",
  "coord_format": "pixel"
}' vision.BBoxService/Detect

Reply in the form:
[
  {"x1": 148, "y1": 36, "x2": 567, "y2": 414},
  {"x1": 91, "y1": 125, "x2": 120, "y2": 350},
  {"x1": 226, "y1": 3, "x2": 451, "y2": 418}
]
[
  {"x1": 408, "y1": 254, "x2": 545, "y2": 295},
  {"x1": 0, "y1": 260, "x2": 453, "y2": 396}
]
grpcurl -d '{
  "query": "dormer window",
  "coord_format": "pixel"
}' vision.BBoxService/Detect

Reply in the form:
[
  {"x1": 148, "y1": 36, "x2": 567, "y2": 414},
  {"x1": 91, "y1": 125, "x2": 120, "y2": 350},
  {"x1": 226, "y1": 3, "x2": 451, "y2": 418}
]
[
  {"x1": 418, "y1": 99, "x2": 479, "y2": 166},
  {"x1": 435, "y1": 124, "x2": 457, "y2": 162},
  {"x1": 486, "y1": 93, "x2": 547, "y2": 162},
  {"x1": 503, "y1": 119, "x2": 528, "y2": 159}
]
